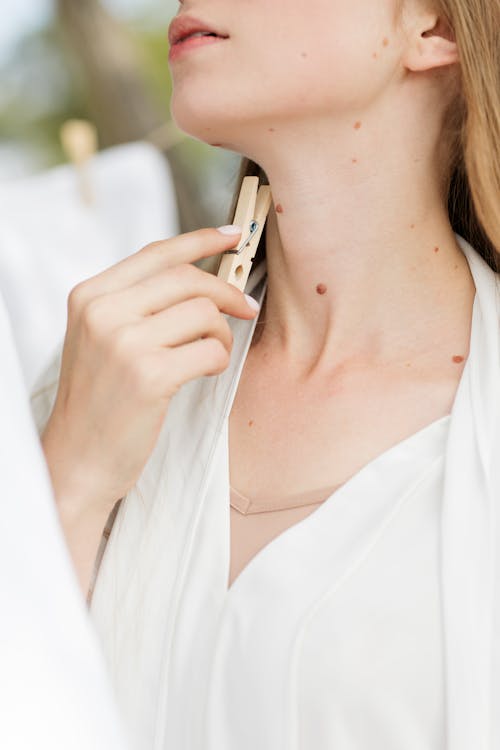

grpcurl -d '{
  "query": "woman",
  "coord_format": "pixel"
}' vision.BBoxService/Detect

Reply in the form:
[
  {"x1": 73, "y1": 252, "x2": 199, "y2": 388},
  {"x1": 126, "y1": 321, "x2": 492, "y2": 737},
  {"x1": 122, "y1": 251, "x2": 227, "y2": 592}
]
[{"x1": 33, "y1": 0, "x2": 500, "y2": 748}]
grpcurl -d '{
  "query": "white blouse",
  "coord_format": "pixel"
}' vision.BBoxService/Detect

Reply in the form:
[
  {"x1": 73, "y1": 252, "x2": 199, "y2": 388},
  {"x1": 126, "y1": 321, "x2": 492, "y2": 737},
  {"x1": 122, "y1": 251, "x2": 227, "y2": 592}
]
[
  {"x1": 208, "y1": 413, "x2": 450, "y2": 750},
  {"x1": 30, "y1": 234, "x2": 500, "y2": 750}
]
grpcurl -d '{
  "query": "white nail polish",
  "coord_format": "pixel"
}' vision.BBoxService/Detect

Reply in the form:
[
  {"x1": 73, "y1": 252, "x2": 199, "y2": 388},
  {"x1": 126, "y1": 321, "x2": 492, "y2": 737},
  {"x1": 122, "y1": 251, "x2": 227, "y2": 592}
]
[
  {"x1": 217, "y1": 225, "x2": 243, "y2": 235},
  {"x1": 244, "y1": 294, "x2": 260, "y2": 312}
]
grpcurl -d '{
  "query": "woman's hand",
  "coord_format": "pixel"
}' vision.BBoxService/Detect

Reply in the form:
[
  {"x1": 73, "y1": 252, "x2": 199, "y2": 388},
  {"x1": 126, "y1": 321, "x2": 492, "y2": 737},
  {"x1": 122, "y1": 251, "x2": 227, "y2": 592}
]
[{"x1": 41, "y1": 226, "x2": 258, "y2": 523}]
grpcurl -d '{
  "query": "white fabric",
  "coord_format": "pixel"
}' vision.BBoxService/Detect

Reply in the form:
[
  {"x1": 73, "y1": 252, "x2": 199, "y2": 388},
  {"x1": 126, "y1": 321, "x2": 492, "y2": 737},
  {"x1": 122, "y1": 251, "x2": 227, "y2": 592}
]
[
  {"x1": 205, "y1": 414, "x2": 450, "y2": 750},
  {"x1": 30, "y1": 234, "x2": 500, "y2": 750},
  {"x1": 0, "y1": 141, "x2": 179, "y2": 391},
  {"x1": 0, "y1": 293, "x2": 127, "y2": 750}
]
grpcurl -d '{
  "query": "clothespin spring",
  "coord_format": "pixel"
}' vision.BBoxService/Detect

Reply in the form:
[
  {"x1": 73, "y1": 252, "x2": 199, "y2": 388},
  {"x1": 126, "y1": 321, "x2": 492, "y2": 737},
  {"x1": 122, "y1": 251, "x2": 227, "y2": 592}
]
[{"x1": 224, "y1": 220, "x2": 260, "y2": 255}]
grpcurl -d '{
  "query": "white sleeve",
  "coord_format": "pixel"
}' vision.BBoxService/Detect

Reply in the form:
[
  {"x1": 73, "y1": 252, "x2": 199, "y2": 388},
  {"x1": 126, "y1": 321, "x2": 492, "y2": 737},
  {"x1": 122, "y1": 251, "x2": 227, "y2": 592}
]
[{"x1": 0, "y1": 296, "x2": 128, "y2": 750}]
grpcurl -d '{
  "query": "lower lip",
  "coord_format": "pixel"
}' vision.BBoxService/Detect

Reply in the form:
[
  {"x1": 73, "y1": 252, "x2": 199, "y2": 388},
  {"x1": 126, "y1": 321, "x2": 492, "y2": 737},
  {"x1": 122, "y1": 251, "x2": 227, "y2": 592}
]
[{"x1": 169, "y1": 35, "x2": 226, "y2": 62}]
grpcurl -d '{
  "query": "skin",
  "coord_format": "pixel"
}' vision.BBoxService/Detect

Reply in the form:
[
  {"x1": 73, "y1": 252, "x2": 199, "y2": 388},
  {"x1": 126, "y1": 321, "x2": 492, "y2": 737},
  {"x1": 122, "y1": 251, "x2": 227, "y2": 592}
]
[
  {"x1": 170, "y1": 0, "x2": 477, "y2": 503},
  {"x1": 170, "y1": 0, "x2": 472, "y2": 368}
]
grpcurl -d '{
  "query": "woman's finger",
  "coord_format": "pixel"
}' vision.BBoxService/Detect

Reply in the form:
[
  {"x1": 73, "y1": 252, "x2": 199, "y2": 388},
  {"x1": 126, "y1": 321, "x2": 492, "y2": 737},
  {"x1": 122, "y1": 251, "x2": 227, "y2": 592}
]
[
  {"x1": 112, "y1": 263, "x2": 259, "y2": 319},
  {"x1": 70, "y1": 227, "x2": 242, "y2": 301},
  {"x1": 118, "y1": 297, "x2": 235, "y2": 354},
  {"x1": 157, "y1": 337, "x2": 233, "y2": 395}
]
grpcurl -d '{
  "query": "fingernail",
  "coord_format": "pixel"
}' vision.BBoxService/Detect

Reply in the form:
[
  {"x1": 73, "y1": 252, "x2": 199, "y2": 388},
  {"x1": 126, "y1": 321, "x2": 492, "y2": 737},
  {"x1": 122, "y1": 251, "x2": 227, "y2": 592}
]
[
  {"x1": 244, "y1": 294, "x2": 260, "y2": 313},
  {"x1": 217, "y1": 224, "x2": 242, "y2": 235}
]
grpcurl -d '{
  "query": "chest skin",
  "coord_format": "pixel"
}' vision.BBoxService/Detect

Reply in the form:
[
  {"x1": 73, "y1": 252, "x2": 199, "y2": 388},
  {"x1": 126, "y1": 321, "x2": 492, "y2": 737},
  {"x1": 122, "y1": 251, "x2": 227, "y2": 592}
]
[{"x1": 228, "y1": 333, "x2": 467, "y2": 504}]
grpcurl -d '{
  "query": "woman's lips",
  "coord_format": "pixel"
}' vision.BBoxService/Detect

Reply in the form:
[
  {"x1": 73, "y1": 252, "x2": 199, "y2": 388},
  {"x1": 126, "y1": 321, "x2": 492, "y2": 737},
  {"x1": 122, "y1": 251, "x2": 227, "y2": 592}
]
[{"x1": 168, "y1": 34, "x2": 227, "y2": 62}]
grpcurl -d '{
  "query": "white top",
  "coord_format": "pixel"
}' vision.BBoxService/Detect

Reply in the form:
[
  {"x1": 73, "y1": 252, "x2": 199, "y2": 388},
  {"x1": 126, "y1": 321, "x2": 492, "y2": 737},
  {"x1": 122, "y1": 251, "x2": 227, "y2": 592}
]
[
  {"x1": 30, "y1": 234, "x2": 500, "y2": 750},
  {"x1": 0, "y1": 294, "x2": 127, "y2": 750},
  {"x1": 209, "y1": 413, "x2": 450, "y2": 750}
]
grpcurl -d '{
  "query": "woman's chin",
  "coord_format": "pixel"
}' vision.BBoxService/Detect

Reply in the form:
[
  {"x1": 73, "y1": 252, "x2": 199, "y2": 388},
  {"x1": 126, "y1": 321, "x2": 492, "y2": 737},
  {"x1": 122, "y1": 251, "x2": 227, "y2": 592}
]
[
  {"x1": 169, "y1": 109, "x2": 235, "y2": 150},
  {"x1": 170, "y1": 103, "x2": 218, "y2": 138}
]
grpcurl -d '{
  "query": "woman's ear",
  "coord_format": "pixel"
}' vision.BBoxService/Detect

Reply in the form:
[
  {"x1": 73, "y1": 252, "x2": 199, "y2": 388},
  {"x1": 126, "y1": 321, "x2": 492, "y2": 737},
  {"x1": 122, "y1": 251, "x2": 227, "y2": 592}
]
[{"x1": 403, "y1": 12, "x2": 459, "y2": 71}]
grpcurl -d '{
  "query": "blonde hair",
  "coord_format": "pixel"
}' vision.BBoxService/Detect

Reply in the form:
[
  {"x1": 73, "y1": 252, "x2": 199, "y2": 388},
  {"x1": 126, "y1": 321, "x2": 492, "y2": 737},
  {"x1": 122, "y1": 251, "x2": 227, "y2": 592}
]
[{"x1": 226, "y1": 0, "x2": 500, "y2": 271}]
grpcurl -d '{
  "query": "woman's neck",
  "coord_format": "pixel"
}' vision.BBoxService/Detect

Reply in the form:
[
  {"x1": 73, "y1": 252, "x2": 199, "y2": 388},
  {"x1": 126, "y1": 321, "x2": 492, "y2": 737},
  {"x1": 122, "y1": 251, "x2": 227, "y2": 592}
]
[{"x1": 248, "y1": 110, "x2": 475, "y2": 374}]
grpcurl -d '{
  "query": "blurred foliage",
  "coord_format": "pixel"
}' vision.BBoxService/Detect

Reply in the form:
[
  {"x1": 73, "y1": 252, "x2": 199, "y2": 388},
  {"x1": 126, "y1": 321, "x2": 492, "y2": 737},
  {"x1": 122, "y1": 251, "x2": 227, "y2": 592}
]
[
  {"x1": 0, "y1": 22, "x2": 74, "y2": 166},
  {"x1": 138, "y1": 30, "x2": 173, "y2": 115},
  {"x1": 0, "y1": 2, "x2": 240, "y2": 229},
  {"x1": 0, "y1": 18, "x2": 173, "y2": 164}
]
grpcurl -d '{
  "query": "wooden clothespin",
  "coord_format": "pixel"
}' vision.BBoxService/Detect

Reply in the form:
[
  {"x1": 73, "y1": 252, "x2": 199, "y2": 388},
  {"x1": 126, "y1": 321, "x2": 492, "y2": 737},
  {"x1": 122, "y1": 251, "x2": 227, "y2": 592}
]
[
  {"x1": 60, "y1": 119, "x2": 98, "y2": 206},
  {"x1": 217, "y1": 176, "x2": 272, "y2": 291}
]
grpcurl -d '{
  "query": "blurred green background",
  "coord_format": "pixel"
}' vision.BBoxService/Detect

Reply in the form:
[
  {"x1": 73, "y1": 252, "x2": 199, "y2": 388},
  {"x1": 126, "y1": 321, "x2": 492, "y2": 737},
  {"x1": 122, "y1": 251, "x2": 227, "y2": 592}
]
[{"x1": 0, "y1": 0, "x2": 241, "y2": 230}]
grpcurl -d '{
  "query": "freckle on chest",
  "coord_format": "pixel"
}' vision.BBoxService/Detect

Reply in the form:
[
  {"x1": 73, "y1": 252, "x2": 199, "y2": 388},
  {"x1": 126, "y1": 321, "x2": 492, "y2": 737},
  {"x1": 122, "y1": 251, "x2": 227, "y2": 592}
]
[
  {"x1": 275, "y1": 203, "x2": 284, "y2": 214},
  {"x1": 452, "y1": 355, "x2": 465, "y2": 363},
  {"x1": 316, "y1": 283, "x2": 328, "y2": 295}
]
